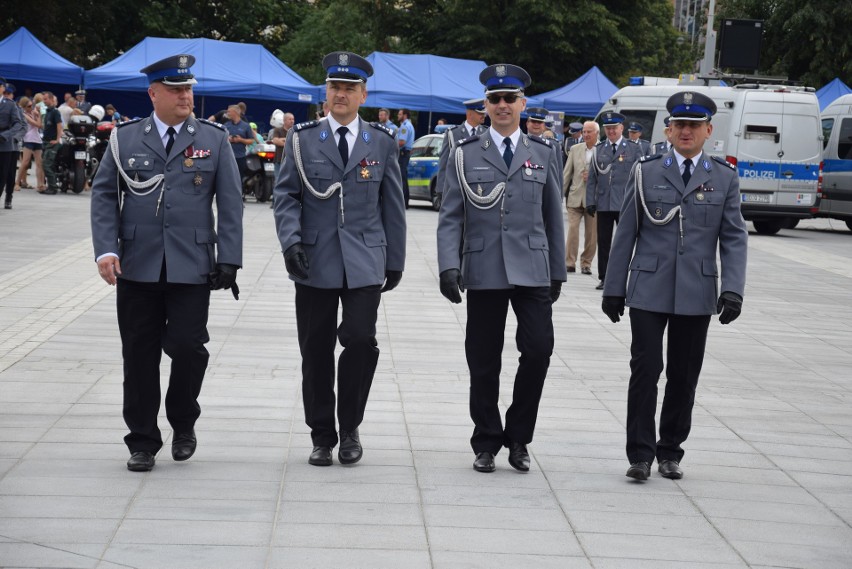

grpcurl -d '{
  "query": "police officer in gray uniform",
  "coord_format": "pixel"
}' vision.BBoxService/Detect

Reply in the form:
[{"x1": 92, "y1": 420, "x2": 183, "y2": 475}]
[
  {"x1": 437, "y1": 64, "x2": 566, "y2": 473},
  {"x1": 652, "y1": 116, "x2": 673, "y2": 156},
  {"x1": 586, "y1": 111, "x2": 642, "y2": 290},
  {"x1": 601, "y1": 91, "x2": 748, "y2": 481},
  {"x1": 274, "y1": 51, "x2": 406, "y2": 467},
  {"x1": 627, "y1": 122, "x2": 651, "y2": 156},
  {"x1": 90, "y1": 54, "x2": 244, "y2": 472},
  {"x1": 436, "y1": 98, "x2": 487, "y2": 200}
]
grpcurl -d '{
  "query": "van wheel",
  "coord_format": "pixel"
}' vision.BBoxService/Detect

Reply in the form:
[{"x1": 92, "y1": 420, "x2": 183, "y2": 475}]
[
  {"x1": 753, "y1": 220, "x2": 783, "y2": 235},
  {"x1": 782, "y1": 218, "x2": 799, "y2": 229}
]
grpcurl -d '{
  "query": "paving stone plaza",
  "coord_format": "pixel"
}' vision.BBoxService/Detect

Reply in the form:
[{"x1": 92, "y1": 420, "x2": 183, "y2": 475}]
[{"x1": 1, "y1": 187, "x2": 851, "y2": 568}]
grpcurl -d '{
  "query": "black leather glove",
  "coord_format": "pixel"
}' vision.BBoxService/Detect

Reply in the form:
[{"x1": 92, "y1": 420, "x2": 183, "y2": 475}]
[
  {"x1": 549, "y1": 280, "x2": 562, "y2": 303},
  {"x1": 601, "y1": 296, "x2": 625, "y2": 323},
  {"x1": 439, "y1": 269, "x2": 464, "y2": 304},
  {"x1": 283, "y1": 243, "x2": 309, "y2": 280},
  {"x1": 208, "y1": 264, "x2": 240, "y2": 300},
  {"x1": 586, "y1": 205, "x2": 596, "y2": 217},
  {"x1": 381, "y1": 270, "x2": 402, "y2": 293},
  {"x1": 716, "y1": 291, "x2": 743, "y2": 325}
]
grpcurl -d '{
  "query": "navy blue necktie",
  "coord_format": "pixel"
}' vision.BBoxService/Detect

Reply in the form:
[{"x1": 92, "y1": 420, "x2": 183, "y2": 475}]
[
  {"x1": 337, "y1": 126, "x2": 349, "y2": 166},
  {"x1": 502, "y1": 137, "x2": 513, "y2": 168},
  {"x1": 682, "y1": 158, "x2": 693, "y2": 187},
  {"x1": 165, "y1": 127, "x2": 176, "y2": 155}
]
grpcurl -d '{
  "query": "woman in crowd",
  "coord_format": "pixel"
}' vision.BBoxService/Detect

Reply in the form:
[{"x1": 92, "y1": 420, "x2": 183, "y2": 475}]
[{"x1": 15, "y1": 96, "x2": 46, "y2": 192}]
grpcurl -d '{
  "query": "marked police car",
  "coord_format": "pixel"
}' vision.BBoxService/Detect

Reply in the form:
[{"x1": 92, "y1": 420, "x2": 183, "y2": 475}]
[
  {"x1": 407, "y1": 133, "x2": 443, "y2": 211},
  {"x1": 818, "y1": 94, "x2": 852, "y2": 232},
  {"x1": 599, "y1": 83, "x2": 823, "y2": 235}
]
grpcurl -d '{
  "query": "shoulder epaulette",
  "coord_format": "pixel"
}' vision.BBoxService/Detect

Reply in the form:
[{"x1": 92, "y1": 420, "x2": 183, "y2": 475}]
[
  {"x1": 294, "y1": 120, "x2": 320, "y2": 132},
  {"x1": 528, "y1": 134, "x2": 552, "y2": 147},
  {"x1": 116, "y1": 117, "x2": 143, "y2": 128},
  {"x1": 639, "y1": 154, "x2": 663, "y2": 163},
  {"x1": 712, "y1": 155, "x2": 736, "y2": 169},
  {"x1": 368, "y1": 121, "x2": 395, "y2": 138},
  {"x1": 197, "y1": 118, "x2": 225, "y2": 131},
  {"x1": 595, "y1": 140, "x2": 604, "y2": 146},
  {"x1": 457, "y1": 134, "x2": 480, "y2": 146}
]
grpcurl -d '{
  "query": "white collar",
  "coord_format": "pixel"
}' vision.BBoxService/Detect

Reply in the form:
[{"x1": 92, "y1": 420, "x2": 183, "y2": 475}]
[
  {"x1": 673, "y1": 149, "x2": 702, "y2": 169},
  {"x1": 326, "y1": 114, "x2": 360, "y2": 138},
  {"x1": 152, "y1": 113, "x2": 185, "y2": 140},
  {"x1": 489, "y1": 127, "x2": 521, "y2": 150},
  {"x1": 608, "y1": 137, "x2": 623, "y2": 147}
]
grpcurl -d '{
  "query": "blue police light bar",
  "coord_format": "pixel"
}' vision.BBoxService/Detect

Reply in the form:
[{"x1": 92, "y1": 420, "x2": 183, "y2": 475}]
[{"x1": 629, "y1": 77, "x2": 645, "y2": 86}]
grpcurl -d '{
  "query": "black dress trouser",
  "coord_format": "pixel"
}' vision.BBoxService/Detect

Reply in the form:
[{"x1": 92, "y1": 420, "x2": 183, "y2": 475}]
[
  {"x1": 466, "y1": 287, "x2": 553, "y2": 455},
  {"x1": 626, "y1": 308, "x2": 711, "y2": 464},
  {"x1": 295, "y1": 283, "x2": 381, "y2": 447},
  {"x1": 117, "y1": 276, "x2": 210, "y2": 454},
  {"x1": 596, "y1": 210, "x2": 620, "y2": 281}
]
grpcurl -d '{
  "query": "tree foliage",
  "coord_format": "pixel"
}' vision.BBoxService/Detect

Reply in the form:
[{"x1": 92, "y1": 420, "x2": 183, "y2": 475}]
[{"x1": 2, "y1": 0, "x2": 847, "y2": 91}]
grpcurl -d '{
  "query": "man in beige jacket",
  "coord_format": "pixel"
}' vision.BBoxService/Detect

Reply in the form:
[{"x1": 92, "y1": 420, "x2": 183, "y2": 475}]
[{"x1": 562, "y1": 120, "x2": 598, "y2": 274}]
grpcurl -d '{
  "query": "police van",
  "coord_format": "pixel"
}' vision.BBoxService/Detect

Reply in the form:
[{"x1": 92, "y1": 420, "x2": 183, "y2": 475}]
[
  {"x1": 818, "y1": 94, "x2": 852, "y2": 231},
  {"x1": 598, "y1": 84, "x2": 823, "y2": 235}
]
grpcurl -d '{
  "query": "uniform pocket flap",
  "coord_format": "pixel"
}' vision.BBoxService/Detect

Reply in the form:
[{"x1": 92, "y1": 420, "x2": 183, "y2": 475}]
[
  {"x1": 466, "y1": 170, "x2": 494, "y2": 183},
  {"x1": 119, "y1": 224, "x2": 136, "y2": 240},
  {"x1": 630, "y1": 254, "x2": 658, "y2": 272},
  {"x1": 362, "y1": 230, "x2": 387, "y2": 247},
  {"x1": 183, "y1": 159, "x2": 215, "y2": 172},
  {"x1": 302, "y1": 228, "x2": 319, "y2": 245},
  {"x1": 702, "y1": 259, "x2": 718, "y2": 276},
  {"x1": 463, "y1": 237, "x2": 484, "y2": 253},
  {"x1": 528, "y1": 234, "x2": 549, "y2": 250},
  {"x1": 694, "y1": 192, "x2": 723, "y2": 205},
  {"x1": 523, "y1": 170, "x2": 547, "y2": 183},
  {"x1": 195, "y1": 228, "x2": 218, "y2": 244}
]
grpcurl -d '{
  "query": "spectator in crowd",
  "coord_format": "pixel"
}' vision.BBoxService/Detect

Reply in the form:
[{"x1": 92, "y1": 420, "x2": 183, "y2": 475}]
[
  {"x1": 15, "y1": 97, "x2": 46, "y2": 192},
  {"x1": 75, "y1": 89, "x2": 92, "y2": 114},
  {"x1": 268, "y1": 110, "x2": 293, "y2": 178},
  {"x1": 0, "y1": 79, "x2": 25, "y2": 209},
  {"x1": 562, "y1": 120, "x2": 599, "y2": 275},
  {"x1": 397, "y1": 108, "x2": 415, "y2": 208},
  {"x1": 58, "y1": 95, "x2": 78, "y2": 127},
  {"x1": 586, "y1": 111, "x2": 642, "y2": 290},
  {"x1": 104, "y1": 104, "x2": 122, "y2": 123},
  {"x1": 223, "y1": 104, "x2": 254, "y2": 179},
  {"x1": 33, "y1": 92, "x2": 47, "y2": 119},
  {"x1": 627, "y1": 122, "x2": 651, "y2": 155},
  {"x1": 39, "y1": 91, "x2": 62, "y2": 195},
  {"x1": 246, "y1": 122, "x2": 265, "y2": 154}
]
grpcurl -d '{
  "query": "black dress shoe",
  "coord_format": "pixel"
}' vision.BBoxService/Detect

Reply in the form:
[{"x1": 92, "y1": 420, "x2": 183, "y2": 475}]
[
  {"x1": 127, "y1": 451, "x2": 155, "y2": 472},
  {"x1": 626, "y1": 461, "x2": 651, "y2": 481},
  {"x1": 473, "y1": 452, "x2": 495, "y2": 473},
  {"x1": 581, "y1": 267, "x2": 592, "y2": 275},
  {"x1": 658, "y1": 459, "x2": 683, "y2": 479},
  {"x1": 4, "y1": 201, "x2": 11, "y2": 210},
  {"x1": 338, "y1": 429, "x2": 362, "y2": 464},
  {"x1": 171, "y1": 430, "x2": 197, "y2": 461},
  {"x1": 595, "y1": 280, "x2": 604, "y2": 290},
  {"x1": 507, "y1": 442, "x2": 530, "y2": 472},
  {"x1": 309, "y1": 446, "x2": 333, "y2": 466},
  {"x1": 566, "y1": 266, "x2": 576, "y2": 273}
]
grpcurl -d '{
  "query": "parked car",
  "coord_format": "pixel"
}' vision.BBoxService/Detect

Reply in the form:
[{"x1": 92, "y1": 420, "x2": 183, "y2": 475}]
[{"x1": 407, "y1": 133, "x2": 444, "y2": 211}]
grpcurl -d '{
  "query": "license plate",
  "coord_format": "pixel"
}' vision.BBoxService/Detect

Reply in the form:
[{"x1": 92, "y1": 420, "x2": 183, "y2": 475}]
[
  {"x1": 741, "y1": 193, "x2": 771, "y2": 204},
  {"x1": 263, "y1": 162, "x2": 275, "y2": 172},
  {"x1": 74, "y1": 151, "x2": 87, "y2": 160}
]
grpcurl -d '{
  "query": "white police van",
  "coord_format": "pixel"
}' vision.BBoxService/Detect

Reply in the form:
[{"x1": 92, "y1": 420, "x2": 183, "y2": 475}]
[
  {"x1": 598, "y1": 83, "x2": 823, "y2": 235},
  {"x1": 818, "y1": 94, "x2": 852, "y2": 231}
]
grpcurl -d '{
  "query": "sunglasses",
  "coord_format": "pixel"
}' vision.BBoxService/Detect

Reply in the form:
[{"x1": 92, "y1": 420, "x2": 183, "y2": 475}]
[{"x1": 486, "y1": 93, "x2": 520, "y2": 105}]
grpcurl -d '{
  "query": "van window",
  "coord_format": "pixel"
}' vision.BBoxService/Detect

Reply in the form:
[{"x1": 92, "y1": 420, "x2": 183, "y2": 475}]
[
  {"x1": 745, "y1": 124, "x2": 779, "y2": 142},
  {"x1": 838, "y1": 118, "x2": 852, "y2": 159},
  {"x1": 822, "y1": 118, "x2": 834, "y2": 150}
]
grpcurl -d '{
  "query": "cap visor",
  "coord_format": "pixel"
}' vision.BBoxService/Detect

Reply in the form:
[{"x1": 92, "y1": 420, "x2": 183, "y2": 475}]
[
  {"x1": 326, "y1": 76, "x2": 365, "y2": 83},
  {"x1": 160, "y1": 77, "x2": 197, "y2": 86}
]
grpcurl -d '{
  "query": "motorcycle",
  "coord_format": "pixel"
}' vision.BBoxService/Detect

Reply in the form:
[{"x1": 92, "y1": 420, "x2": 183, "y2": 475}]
[
  {"x1": 88, "y1": 121, "x2": 115, "y2": 184},
  {"x1": 55, "y1": 114, "x2": 97, "y2": 194},
  {"x1": 242, "y1": 143, "x2": 276, "y2": 203}
]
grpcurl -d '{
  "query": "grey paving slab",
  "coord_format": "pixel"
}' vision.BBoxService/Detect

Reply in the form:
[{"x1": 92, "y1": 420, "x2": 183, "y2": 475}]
[{"x1": 2, "y1": 191, "x2": 852, "y2": 568}]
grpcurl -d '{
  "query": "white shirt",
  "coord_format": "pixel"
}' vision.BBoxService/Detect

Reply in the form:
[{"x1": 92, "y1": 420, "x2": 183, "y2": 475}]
[
  {"x1": 489, "y1": 127, "x2": 521, "y2": 160},
  {"x1": 673, "y1": 149, "x2": 703, "y2": 177},
  {"x1": 151, "y1": 113, "x2": 185, "y2": 149},
  {"x1": 463, "y1": 121, "x2": 478, "y2": 138},
  {"x1": 608, "y1": 136, "x2": 624, "y2": 151},
  {"x1": 325, "y1": 115, "x2": 359, "y2": 160}
]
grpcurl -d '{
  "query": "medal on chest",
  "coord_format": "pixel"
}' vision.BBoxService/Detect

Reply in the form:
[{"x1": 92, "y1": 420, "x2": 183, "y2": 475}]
[{"x1": 193, "y1": 173, "x2": 202, "y2": 186}]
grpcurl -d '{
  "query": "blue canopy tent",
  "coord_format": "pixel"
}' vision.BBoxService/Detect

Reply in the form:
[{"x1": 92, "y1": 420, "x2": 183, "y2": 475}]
[
  {"x1": 0, "y1": 27, "x2": 83, "y2": 88},
  {"x1": 534, "y1": 66, "x2": 618, "y2": 117},
  {"x1": 816, "y1": 78, "x2": 852, "y2": 111},
  {"x1": 83, "y1": 37, "x2": 322, "y2": 129}
]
